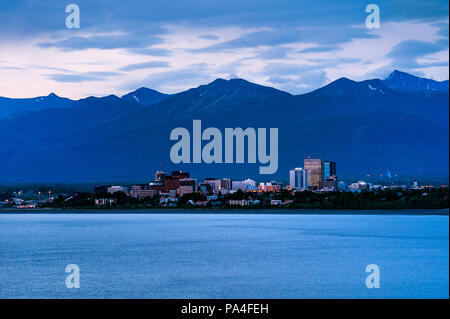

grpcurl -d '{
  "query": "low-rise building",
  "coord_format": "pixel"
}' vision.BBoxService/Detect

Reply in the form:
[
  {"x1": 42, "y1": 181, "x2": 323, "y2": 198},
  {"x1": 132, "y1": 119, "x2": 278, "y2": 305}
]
[
  {"x1": 319, "y1": 175, "x2": 338, "y2": 190},
  {"x1": 94, "y1": 185, "x2": 109, "y2": 194},
  {"x1": 349, "y1": 181, "x2": 368, "y2": 191},
  {"x1": 232, "y1": 181, "x2": 250, "y2": 191},
  {"x1": 179, "y1": 178, "x2": 196, "y2": 196},
  {"x1": 198, "y1": 182, "x2": 214, "y2": 195},
  {"x1": 95, "y1": 198, "x2": 117, "y2": 206},
  {"x1": 135, "y1": 189, "x2": 158, "y2": 199},
  {"x1": 228, "y1": 199, "x2": 250, "y2": 206},
  {"x1": 259, "y1": 182, "x2": 282, "y2": 192},
  {"x1": 107, "y1": 185, "x2": 128, "y2": 194}
]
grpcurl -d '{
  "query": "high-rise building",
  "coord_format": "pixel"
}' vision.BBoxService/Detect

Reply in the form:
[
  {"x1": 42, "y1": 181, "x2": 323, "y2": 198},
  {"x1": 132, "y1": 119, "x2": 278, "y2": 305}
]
[
  {"x1": 220, "y1": 178, "x2": 232, "y2": 190},
  {"x1": 304, "y1": 158, "x2": 323, "y2": 188},
  {"x1": 289, "y1": 168, "x2": 308, "y2": 190},
  {"x1": 323, "y1": 161, "x2": 336, "y2": 180},
  {"x1": 204, "y1": 178, "x2": 220, "y2": 192},
  {"x1": 155, "y1": 170, "x2": 166, "y2": 182}
]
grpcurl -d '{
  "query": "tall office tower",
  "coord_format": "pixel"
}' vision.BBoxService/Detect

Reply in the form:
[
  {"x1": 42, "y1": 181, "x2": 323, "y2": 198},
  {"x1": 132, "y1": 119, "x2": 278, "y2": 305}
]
[
  {"x1": 323, "y1": 161, "x2": 336, "y2": 180},
  {"x1": 289, "y1": 168, "x2": 308, "y2": 190},
  {"x1": 155, "y1": 170, "x2": 166, "y2": 182},
  {"x1": 304, "y1": 158, "x2": 323, "y2": 188},
  {"x1": 204, "y1": 178, "x2": 220, "y2": 192},
  {"x1": 220, "y1": 178, "x2": 232, "y2": 190}
]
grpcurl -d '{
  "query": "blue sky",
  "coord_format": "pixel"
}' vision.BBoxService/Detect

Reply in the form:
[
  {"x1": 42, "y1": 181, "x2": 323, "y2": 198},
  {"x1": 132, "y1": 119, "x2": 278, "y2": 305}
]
[{"x1": 0, "y1": 0, "x2": 448, "y2": 98}]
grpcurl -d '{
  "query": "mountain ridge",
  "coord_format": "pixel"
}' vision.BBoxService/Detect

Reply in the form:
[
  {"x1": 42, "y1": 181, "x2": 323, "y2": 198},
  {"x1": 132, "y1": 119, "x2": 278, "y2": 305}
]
[
  {"x1": 0, "y1": 70, "x2": 448, "y2": 183},
  {"x1": 1, "y1": 70, "x2": 447, "y2": 116}
]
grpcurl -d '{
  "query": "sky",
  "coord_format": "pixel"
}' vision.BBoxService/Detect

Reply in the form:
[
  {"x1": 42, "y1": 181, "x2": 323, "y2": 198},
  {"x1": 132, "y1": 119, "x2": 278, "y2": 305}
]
[{"x1": 0, "y1": 0, "x2": 448, "y2": 98}]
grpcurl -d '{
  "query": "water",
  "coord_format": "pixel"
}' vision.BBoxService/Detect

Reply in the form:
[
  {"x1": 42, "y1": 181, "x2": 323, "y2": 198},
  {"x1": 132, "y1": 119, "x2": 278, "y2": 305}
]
[{"x1": 0, "y1": 210, "x2": 448, "y2": 299}]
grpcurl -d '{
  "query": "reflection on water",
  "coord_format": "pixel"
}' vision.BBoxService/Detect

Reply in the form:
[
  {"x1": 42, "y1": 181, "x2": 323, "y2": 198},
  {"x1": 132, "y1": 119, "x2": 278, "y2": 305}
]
[{"x1": 0, "y1": 211, "x2": 448, "y2": 298}]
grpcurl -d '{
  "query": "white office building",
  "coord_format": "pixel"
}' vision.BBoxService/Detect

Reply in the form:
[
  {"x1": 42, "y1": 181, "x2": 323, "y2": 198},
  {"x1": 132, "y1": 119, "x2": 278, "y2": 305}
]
[
  {"x1": 107, "y1": 185, "x2": 128, "y2": 194},
  {"x1": 289, "y1": 168, "x2": 308, "y2": 190}
]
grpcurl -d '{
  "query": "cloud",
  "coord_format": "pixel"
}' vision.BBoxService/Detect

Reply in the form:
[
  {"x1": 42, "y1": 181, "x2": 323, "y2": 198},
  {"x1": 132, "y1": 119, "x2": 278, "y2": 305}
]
[
  {"x1": 387, "y1": 39, "x2": 447, "y2": 69},
  {"x1": 432, "y1": 21, "x2": 449, "y2": 41},
  {"x1": 268, "y1": 69, "x2": 329, "y2": 94},
  {"x1": 261, "y1": 62, "x2": 330, "y2": 93},
  {"x1": 130, "y1": 48, "x2": 172, "y2": 56},
  {"x1": 120, "y1": 61, "x2": 170, "y2": 72},
  {"x1": 30, "y1": 65, "x2": 74, "y2": 72},
  {"x1": 38, "y1": 32, "x2": 165, "y2": 51},
  {"x1": 263, "y1": 62, "x2": 317, "y2": 75},
  {"x1": 306, "y1": 57, "x2": 362, "y2": 65},
  {"x1": 1, "y1": 0, "x2": 448, "y2": 40},
  {"x1": 256, "y1": 47, "x2": 292, "y2": 59},
  {"x1": 121, "y1": 63, "x2": 214, "y2": 93},
  {"x1": 0, "y1": 1, "x2": 448, "y2": 98},
  {"x1": 298, "y1": 46, "x2": 339, "y2": 53},
  {"x1": 0, "y1": 66, "x2": 25, "y2": 70},
  {"x1": 47, "y1": 71, "x2": 121, "y2": 83},
  {"x1": 262, "y1": 58, "x2": 361, "y2": 77},
  {"x1": 214, "y1": 59, "x2": 247, "y2": 78},
  {"x1": 198, "y1": 34, "x2": 219, "y2": 40},
  {"x1": 194, "y1": 26, "x2": 378, "y2": 53}
]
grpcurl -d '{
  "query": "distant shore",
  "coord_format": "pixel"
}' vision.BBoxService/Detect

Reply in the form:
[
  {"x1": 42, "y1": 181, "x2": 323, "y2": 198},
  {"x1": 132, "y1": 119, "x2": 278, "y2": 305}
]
[{"x1": 0, "y1": 208, "x2": 448, "y2": 216}]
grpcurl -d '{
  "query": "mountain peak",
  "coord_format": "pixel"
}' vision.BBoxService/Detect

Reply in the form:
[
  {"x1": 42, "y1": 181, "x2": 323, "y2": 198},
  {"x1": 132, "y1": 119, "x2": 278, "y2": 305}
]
[
  {"x1": 134, "y1": 87, "x2": 161, "y2": 94},
  {"x1": 121, "y1": 87, "x2": 168, "y2": 106},
  {"x1": 207, "y1": 78, "x2": 258, "y2": 87},
  {"x1": 83, "y1": 94, "x2": 120, "y2": 103},
  {"x1": 307, "y1": 77, "x2": 358, "y2": 96},
  {"x1": 209, "y1": 78, "x2": 228, "y2": 84},
  {"x1": 333, "y1": 77, "x2": 355, "y2": 84},
  {"x1": 383, "y1": 70, "x2": 449, "y2": 93},
  {"x1": 205, "y1": 78, "x2": 249, "y2": 88},
  {"x1": 386, "y1": 70, "x2": 415, "y2": 81},
  {"x1": 389, "y1": 69, "x2": 405, "y2": 76},
  {"x1": 203, "y1": 78, "x2": 289, "y2": 96}
]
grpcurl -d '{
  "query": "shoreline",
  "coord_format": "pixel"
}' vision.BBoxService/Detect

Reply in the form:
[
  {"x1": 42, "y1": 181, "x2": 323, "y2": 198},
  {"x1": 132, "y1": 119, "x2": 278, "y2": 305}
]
[{"x1": 0, "y1": 208, "x2": 448, "y2": 216}]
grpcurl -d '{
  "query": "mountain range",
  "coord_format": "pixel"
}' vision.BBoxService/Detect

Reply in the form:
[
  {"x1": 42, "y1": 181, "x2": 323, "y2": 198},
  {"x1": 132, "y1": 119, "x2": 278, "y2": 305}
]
[{"x1": 0, "y1": 70, "x2": 448, "y2": 183}]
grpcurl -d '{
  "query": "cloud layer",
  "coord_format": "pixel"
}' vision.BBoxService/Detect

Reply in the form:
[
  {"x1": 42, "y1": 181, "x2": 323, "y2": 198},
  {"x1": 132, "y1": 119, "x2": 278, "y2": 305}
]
[{"x1": 0, "y1": 0, "x2": 448, "y2": 98}]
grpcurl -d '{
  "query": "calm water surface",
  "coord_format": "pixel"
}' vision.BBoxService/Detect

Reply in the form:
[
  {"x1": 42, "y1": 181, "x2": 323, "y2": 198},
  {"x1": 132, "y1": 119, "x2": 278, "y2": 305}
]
[{"x1": 0, "y1": 210, "x2": 448, "y2": 298}]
